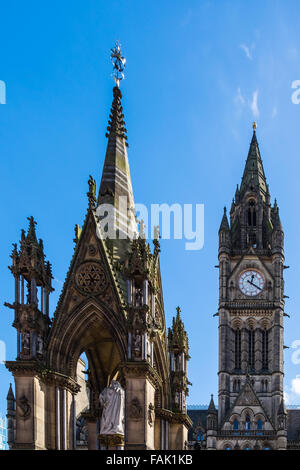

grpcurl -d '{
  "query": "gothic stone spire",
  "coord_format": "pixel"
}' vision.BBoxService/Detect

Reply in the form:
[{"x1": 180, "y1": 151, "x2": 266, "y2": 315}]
[
  {"x1": 168, "y1": 307, "x2": 189, "y2": 355},
  {"x1": 240, "y1": 123, "x2": 268, "y2": 202},
  {"x1": 97, "y1": 85, "x2": 137, "y2": 239}
]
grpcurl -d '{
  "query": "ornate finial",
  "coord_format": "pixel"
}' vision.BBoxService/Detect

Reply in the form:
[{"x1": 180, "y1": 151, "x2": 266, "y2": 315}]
[
  {"x1": 110, "y1": 41, "x2": 126, "y2": 87},
  {"x1": 153, "y1": 225, "x2": 160, "y2": 255},
  {"x1": 45, "y1": 260, "x2": 53, "y2": 278},
  {"x1": 73, "y1": 224, "x2": 82, "y2": 244},
  {"x1": 27, "y1": 216, "x2": 36, "y2": 223},
  {"x1": 26, "y1": 216, "x2": 38, "y2": 243},
  {"x1": 87, "y1": 175, "x2": 96, "y2": 209},
  {"x1": 105, "y1": 76, "x2": 129, "y2": 146},
  {"x1": 153, "y1": 225, "x2": 160, "y2": 241},
  {"x1": 253, "y1": 121, "x2": 257, "y2": 131},
  {"x1": 139, "y1": 219, "x2": 146, "y2": 239}
]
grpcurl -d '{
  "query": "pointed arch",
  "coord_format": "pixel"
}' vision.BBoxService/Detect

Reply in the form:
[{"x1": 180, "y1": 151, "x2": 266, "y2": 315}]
[{"x1": 47, "y1": 299, "x2": 127, "y2": 391}]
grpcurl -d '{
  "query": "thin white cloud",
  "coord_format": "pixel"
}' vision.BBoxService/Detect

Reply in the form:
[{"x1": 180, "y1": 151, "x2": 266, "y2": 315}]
[
  {"x1": 272, "y1": 106, "x2": 278, "y2": 118},
  {"x1": 291, "y1": 376, "x2": 300, "y2": 395},
  {"x1": 284, "y1": 391, "x2": 290, "y2": 405},
  {"x1": 250, "y1": 90, "x2": 259, "y2": 118},
  {"x1": 180, "y1": 8, "x2": 192, "y2": 27},
  {"x1": 240, "y1": 43, "x2": 254, "y2": 60},
  {"x1": 235, "y1": 87, "x2": 245, "y2": 106},
  {"x1": 284, "y1": 376, "x2": 300, "y2": 406}
]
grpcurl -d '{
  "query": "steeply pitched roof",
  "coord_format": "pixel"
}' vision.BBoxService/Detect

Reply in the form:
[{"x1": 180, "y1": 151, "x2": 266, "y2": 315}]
[
  {"x1": 98, "y1": 86, "x2": 137, "y2": 239},
  {"x1": 221, "y1": 377, "x2": 275, "y2": 430},
  {"x1": 208, "y1": 394, "x2": 217, "y2": 414},
  {"x1": 240, "y1": 126, "x2": 268, "y2": 201},
  {"x1": 219, "y1": 207, "x2": 230, "y2": 232}
]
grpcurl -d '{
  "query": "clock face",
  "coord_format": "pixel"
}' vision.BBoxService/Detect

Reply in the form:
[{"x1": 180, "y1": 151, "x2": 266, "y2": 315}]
[{"x1": 239, "y1": 270, "x2": 264, "y2": 296}]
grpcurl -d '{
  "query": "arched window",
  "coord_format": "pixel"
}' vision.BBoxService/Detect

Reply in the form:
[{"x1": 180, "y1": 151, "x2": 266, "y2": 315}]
[
  {"x1": 261, "y1": 379, "x2": 268, "y2": 392},
  {"x1": 233, "y1": 419, "x2": 239, "y2": 431},
  {"x1": 235, "y1": 329, "x2": 241, "y2": 369},
  {"x1": 262, "y1": 329, "x2": 269, "y2": 370},
  {"x1": 233, "y1": 379, "x2": 241, "y2": 392},
  {"x1": 245, "y1": 415, "x2": 251, "y2": 431},
  {"x1": 248, "y1": 329, "x2": 255, "y2": 369},
  {"x1": 248, "y1": 200, "x2": 256, "y2": 227},
  {"x1": 257, "y1": 419, "x2": 263, "y2": 430}
]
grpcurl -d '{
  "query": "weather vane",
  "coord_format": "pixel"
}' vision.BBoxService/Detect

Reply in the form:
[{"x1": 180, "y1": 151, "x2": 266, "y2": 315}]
[{"x1": 110, "y1": 40, "x2": 126, "y2": 87}]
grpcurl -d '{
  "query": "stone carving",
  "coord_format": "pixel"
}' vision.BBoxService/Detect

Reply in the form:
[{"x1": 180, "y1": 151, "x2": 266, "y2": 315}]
[
  {"x1": 175, "y1": 391, "x2": 180, "y2": 407},
  {"x1": 133, "y1": 330, "x2": 142, "y2": 358},
  {"x1": 22, "y1": 332, "x2": 30, "y2": 351},
  {"x1": 26, "y1": 283, "x2": 31, "y2": 304},
  {"x1": 134, "y1": 288, "x2": 143, "y2": 306},
  {"x1": 182, "y1": 393, "x2": 186, "y2": 411},
  {"x1": 17, "y1": 395, "x2": 31, "y2": 419},
  {"x1": 278, "y1": 415, "x2": 286, "y2": 430},
  {"x1": 36, "y1": 335, "x2": 43, "y2": 355},
  {"x1": 87, "y1": 175, "x2": 96, "y2": 208},
  {"x1": 235, "y1": 383, "x2": 259, "y2": 406},
  {"x1": 75, "y1": 262, "x2": 107, "y2": 295},
  {"x1": 99, "y1": 380, "x2": 125, "y2": 435},
  {"x1": 148, "y1": 402, "x2": 155, "y2": 427},
  {"x1": 99, "y1": 433, "x2": 124, "y2": 448},
  {"x1": 146, "y1": 340, "x2": 151, "y2": 361},
  {"x1": 88, "y1": 244, "x2": 97, "y2": 256},
  {"x1": 128, "y1": 397, "x2": 142, "y2": 419}
]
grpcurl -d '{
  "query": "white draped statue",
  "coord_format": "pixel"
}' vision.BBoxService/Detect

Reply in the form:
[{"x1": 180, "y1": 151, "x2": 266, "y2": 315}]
[{"x1": 99, "y1": 380, "x2": 125, "y2": 435}]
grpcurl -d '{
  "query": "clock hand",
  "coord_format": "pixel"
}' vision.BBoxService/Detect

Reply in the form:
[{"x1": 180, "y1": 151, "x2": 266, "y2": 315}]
[{"x1": 247, "y1": 279, "x2": 262, "y2": 290}]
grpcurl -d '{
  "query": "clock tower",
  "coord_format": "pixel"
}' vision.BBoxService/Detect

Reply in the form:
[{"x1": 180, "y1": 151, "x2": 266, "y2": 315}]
[{"x1": 209, "y1": 124, "x2": 288, "y2": 450}]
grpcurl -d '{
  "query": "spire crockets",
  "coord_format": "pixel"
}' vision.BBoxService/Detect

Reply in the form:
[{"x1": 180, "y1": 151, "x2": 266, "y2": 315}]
[
  {"x1": 168, "y1": 307, "x2": 189, "y2": 354},
  {"x1": 240, "y1": 122, "x2": 268, "y2": 202},
  {"x1": 219, "y1": 207, "x2": 230, "y2": 232},
  {"x1": 208, "y1": 394, "x2": 217, "y2": 414},
  {"x1": 98, "y1": 42, "x2": 137, "y2": 239},
  {"x1": 168, "y1": 307, "x2": 190, "y2": 413}
]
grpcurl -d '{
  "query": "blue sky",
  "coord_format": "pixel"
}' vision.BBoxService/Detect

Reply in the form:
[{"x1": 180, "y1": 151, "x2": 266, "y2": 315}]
[{"x1": 1, "y1": 0, "x2": 300, "y2": 414}]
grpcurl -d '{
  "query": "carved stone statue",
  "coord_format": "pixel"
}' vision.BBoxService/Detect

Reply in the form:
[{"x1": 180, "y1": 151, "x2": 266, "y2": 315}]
[
  {"x1": 22, "y1": 332, "x2": 30, "y2": 350},
  {"x1": 99, "y1": 380, "x2": 125, "y2": 435},
  {"x1": 26, "y1": 283, "x2": 31, "y2": 304},
  {"x1": 175, "y1": 391, "x2": 180, "y2": 406},
  {"x1": 134, "y1": 330, "x2": 142, "y2": 357},
  {"x1": 148, "y1": 403, "x2": 155, "y2": 427},
  {"x1": 135, "y1": 288, "x2": 143, "y2": 306},
  {"x1": 17, "y1": 395, "x2": 31, "y2": 419},
  {"x1": 36, "y1": 335, "x2": 43, "y2": 355}
]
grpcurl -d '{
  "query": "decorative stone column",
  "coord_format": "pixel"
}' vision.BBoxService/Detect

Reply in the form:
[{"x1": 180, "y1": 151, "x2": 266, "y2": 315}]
[
  {"x1": 122, "y1": 362, "x2": 159, "y2": 450},
  {"x1": 81, "y1": 411, "x2": 98, "y2": 450}
]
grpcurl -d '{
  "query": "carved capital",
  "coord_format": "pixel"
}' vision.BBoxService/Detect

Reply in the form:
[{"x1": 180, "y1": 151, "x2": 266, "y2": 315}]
[
  {"x1": 121, "y1": 361, "x2": 162, "y2": 389},
  {"x1": 98, "y1": 433, "x2": 124, "y2": 447}
]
